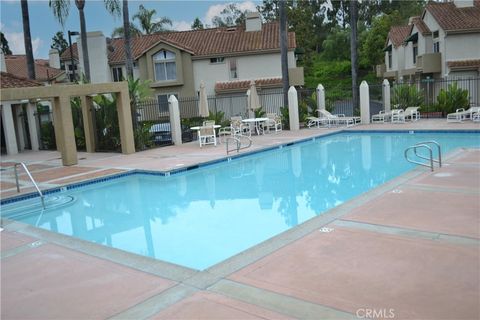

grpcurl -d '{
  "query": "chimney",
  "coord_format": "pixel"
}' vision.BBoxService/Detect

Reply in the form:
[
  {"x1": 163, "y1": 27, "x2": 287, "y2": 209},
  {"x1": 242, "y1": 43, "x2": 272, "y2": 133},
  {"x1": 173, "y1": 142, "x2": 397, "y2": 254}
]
[
  {"x1": 48, "y1": 49, "x2": 60, "y2": 69},
  {"x1": 77, "y1": 31, "x2": 111, "y2": 83},
  {"x1": 454, "y1": 0, "x2": 474, "y2": 7},
  {"x1": 0, "y1": 51, "x2": 6, "y2": 72},
  {"x1": 246, "y1": 12, "x2": 262, "y2": 32}
]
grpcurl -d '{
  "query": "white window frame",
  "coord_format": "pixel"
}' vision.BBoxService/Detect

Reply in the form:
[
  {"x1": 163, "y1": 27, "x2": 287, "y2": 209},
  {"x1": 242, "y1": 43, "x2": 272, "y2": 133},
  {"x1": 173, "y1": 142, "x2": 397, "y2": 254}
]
[
  {"x1": 153, "y1": 50, "x2": 177, "y2": 82},
  {"x1": 433, "y1": 31, "x2": 440, "y2": 53},
  {"x1": 229, "y1": 58, "x2": 238, "y2": 79},
  {"x1": 413, "y1": 41, "x2": 418, "y2": 64},
  {"x1": 210, "y1": 57, "x2": 225, "y2": 64},
  {"x1": 112, "y1": 66, "x2": 123, "y2": 82}
]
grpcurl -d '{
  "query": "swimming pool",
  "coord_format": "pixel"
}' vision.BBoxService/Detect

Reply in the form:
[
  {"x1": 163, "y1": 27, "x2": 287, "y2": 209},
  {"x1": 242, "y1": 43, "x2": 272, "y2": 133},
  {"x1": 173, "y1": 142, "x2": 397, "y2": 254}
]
[{"x1": 2, "y1": 131, "x2": 479, "y2": 270}]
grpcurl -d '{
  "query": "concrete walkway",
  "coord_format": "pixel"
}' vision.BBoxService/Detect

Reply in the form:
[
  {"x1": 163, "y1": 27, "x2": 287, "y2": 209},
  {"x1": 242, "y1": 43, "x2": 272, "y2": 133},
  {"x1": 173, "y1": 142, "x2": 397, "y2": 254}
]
[{"x1": 1, "y1": 120, "x2": 479, "y2": 319}]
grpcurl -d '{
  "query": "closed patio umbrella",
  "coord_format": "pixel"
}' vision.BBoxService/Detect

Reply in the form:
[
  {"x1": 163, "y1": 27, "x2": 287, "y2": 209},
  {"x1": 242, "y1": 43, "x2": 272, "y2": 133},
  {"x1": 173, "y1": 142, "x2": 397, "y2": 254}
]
[
  {"x1": 248, "y1": 80, "x2": 261, "y2": 116},
  {"x1": 199, "y1": 82, "x2": 209, "y2": 118}
]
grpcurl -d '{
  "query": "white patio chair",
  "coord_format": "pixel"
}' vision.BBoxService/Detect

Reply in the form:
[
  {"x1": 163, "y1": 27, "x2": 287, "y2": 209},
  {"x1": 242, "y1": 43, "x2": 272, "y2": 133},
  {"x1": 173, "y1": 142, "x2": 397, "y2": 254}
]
[
  {"x1": 404, "y1": 107, "x2": 421, "y2": 121},
  {"x1": 371, "y1": 110, "x2": 393, "y2": 123},
  {"x1": 472, "y1": 112, "x2": 480, "y2": 122},
  {"x1": 391, "y1": 109, "x2": 405, "y2": 123},
  {"x1": 264, "y1": 113, "x2": 282, "y2": 133},
  {"x1": 198, "y1": 124, "x2": 217, "y2": 147},
  {"x1": 447, "y1": 106, "x2": 480, "y2": 122},
  {"x1": 306, "y1": 116, "x2": 329, "y2": 128},
  {"x1": 218, "y1": 118, "x2": 250, "y2": 143},
  {"x1": 317, "y1": 109, "x2": 361, "y2": 127}
]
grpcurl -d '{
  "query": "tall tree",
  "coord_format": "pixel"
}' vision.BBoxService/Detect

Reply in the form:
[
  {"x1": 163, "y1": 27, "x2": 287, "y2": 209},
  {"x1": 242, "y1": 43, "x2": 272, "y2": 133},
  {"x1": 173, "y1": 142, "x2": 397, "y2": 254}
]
[
  {"x1": 191, "y1": 17, "x2": 204, "y2": 30},
  {"x1": 49, "y1": 0, "x2": 121, "y2": 82},
  {"x1": 51, "y1": 31, "x2": 69, "y2": 55},
  {"x1": 122, "y1": 0, "x2": 133, "y2": 80},
  {"x1": 21, "y1": 0, "x2": 35, "y2": 80},
  {"x1": 350, "y1": 0, "x2": 359, "y2": 112},
  {"x1": 132, "y1": 4, "x2": 172, "y2": 34},
  {"x1": 279, "y1": 0, "x2": 289, "y2": 107},
  {"x1": 1, "y1": 32, "x2": 12, "y2": 55},
  {"x1": 211, "y1": 3, "x2": 250, "y2": 27},
  {"x1": 112, "y1": 4, "x2": 172, "y2": 37}
]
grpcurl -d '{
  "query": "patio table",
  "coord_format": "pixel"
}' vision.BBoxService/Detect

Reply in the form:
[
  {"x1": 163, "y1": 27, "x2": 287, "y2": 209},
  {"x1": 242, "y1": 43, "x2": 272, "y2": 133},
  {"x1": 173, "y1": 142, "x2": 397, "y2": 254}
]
[{"x1": 242, "y1": 117, "x2": 268, "y2": 135}]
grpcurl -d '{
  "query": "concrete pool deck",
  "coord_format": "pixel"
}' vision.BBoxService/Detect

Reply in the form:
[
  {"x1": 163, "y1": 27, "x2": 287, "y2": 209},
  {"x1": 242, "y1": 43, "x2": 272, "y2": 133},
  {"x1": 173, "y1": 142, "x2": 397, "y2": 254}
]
[{"x1": 1, "y1": 119, "x2": 479, "y2": 319}]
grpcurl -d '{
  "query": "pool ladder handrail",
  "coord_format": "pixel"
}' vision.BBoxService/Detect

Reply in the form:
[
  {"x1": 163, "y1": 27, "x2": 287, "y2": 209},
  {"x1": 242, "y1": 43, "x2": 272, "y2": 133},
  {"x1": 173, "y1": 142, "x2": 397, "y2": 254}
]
[
  {"x1": 14, "y1": 162, "x2": 45, "y2": 209},
  {"x1": 226, "y1": 134, "x2": 252, "y2": 154},
  {"x1": 404, "y1": 141, "x2": 442, "y2": 172}
]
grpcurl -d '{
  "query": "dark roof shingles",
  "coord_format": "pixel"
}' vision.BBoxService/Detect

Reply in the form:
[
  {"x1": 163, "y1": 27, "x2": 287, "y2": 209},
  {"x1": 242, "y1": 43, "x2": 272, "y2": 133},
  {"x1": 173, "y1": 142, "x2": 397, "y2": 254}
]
[
  {"x1": 5, "y1": 55, "x2": 64, "y2": 81},
  {"x1": 388, "y1": 25, "x2": 412, "y2": 47},
  {"x1": 425, "y1": 0, "x2": 480, "y2": 31},
  {"x1": 61, "y1": 22, "x2": 296, "y2": 64},
  {"x1": 0, "y1": 72, "x2": 42, "y2": 88}
]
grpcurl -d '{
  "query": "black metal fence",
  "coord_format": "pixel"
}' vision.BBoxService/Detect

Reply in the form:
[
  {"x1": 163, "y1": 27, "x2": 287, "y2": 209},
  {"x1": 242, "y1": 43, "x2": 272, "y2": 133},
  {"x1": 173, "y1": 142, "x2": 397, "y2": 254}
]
[{"x1": 390, "y1": 77, "x2": 479, "y2": 117}]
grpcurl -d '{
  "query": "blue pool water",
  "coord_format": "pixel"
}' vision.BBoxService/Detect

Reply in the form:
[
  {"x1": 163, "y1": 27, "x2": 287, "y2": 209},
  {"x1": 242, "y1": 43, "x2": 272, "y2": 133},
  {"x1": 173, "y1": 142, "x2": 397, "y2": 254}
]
[{"x1": 2, "y1": 131, "x2": 479, "y2": 270}]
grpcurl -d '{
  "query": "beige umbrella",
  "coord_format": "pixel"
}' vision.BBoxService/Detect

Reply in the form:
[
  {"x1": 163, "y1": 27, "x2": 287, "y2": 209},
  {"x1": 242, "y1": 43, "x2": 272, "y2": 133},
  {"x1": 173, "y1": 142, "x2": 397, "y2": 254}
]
[
  {"x1": 248, "y1": 80, "x2": 261, "y2": 116},
  {"x1": 198, "y1": 81, "x2": 209, "y2": 117}
]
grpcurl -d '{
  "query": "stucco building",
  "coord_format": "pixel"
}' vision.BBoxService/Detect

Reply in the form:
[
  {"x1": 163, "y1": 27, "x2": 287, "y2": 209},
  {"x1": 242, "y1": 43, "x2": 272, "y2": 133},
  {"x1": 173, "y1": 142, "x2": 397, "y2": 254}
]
[
  {"x1": 381, "y1": 0, "x2": 480, "y2": 82},
  {"x1": 60, "y1": 12, "x2": 304, "y2": 103}
]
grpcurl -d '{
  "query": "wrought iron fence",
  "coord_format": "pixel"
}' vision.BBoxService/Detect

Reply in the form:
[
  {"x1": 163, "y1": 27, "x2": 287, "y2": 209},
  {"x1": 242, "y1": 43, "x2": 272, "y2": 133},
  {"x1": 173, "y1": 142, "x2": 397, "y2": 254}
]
[{"x1": 391, "y1": 77, "x2": 479, "y2": 117}]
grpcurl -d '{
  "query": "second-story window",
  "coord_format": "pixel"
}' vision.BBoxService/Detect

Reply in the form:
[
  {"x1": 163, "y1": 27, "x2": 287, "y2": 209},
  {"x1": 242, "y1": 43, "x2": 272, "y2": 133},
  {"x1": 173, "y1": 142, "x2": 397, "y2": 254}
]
[
  {"x1": 413, "y1": 41, "x2": 418, "y2": 64},
  {"x1": 112, "y1": 67, "x2": 123, "y2": 82},
  {"x1": 388, "y1": 51, "x2": 392, "y2": 69},
  {"x1": 433, "y1": 31, "x2": 440, "y2": 53},
  {"x1": 210, "y1": 57, "x2": 225, "y2": 64},
  {"x1": 229, "y1": 58, "x2": 238, "y2": 79},
  {"x1": 153, "y1": 50, "x2": 176, "y2": 81}
]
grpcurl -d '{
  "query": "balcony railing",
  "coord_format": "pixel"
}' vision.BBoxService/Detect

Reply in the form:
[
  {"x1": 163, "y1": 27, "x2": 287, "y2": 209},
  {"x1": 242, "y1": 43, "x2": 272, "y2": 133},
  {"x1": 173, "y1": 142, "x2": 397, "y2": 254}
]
[{"x1": 416, "y1": 53, "x2": 441, "y2": 74}]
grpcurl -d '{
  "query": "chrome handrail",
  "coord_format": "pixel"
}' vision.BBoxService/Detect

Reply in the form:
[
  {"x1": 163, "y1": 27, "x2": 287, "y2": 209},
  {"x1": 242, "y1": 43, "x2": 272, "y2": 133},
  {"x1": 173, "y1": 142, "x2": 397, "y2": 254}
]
[
  {"x1": 413, "y1": 140, "x2": 442, "y2": 168},
  {"x1": 226, "y1": 134, "x2": 252, "y2": 154},
  {"x1": 14, "y1": 162, "x2": 45, "y2": 209},
  {"x1": 404, "y1": 144, "x2": 434, "y2": 171}
]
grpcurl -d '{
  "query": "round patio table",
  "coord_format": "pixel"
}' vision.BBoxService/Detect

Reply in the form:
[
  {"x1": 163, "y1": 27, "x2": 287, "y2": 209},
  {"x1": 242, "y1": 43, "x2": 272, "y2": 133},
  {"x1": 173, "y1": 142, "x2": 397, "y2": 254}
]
[{"x1": 242, "y1": 117, "x2": 268, "y2": 135}]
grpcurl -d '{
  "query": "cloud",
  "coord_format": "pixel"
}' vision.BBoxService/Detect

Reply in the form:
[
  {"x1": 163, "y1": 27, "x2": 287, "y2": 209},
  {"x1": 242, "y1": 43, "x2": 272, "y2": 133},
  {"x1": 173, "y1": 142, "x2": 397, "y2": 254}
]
[
  {"x1": 204, "y1": 1, "x2": 257, "y2": 25},
  {"x1": 172, "y1": 20, "x2": 191, "y2": 32},
  {"x1": 3, "y1": 31, "x2": 42, "y2": 56}
]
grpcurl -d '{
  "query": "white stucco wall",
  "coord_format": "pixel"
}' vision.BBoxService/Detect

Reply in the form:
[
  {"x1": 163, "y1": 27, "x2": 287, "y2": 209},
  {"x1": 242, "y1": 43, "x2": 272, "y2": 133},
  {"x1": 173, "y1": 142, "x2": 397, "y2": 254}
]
[
  {"x1": 193, "y1": 51, "x2": 296, "y2": 95},
  {"x1": 423, "y1": 11, "x2": 445, "y2": 74},
  {"x1": 77, "y1": 32, "x2": 112, "y2": 83},
  {"x1": 445, "y1": 33, "x2": 480, "y2": 74}
]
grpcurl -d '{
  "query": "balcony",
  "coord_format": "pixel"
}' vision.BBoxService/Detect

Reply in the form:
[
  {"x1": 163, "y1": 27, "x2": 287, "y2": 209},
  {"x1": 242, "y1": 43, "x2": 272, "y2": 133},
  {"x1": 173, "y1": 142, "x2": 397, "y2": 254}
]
[
  {"x1": 416, "y1": 53, "x2": 441, "y2": 74},
  {"x1": 288, "y1": 67, "x2": 304, "y2": 86}
]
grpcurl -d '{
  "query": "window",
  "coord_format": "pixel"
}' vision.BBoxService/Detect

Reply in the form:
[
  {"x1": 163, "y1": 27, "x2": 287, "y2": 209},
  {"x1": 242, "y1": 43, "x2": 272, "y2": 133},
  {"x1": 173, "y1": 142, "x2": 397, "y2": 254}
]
[
  {"x1": 388, "y1": 51, "x2": 392, "y2": 69},
  {"x1": 229, "y1": 59, "x2": 238, "y2": 79},
  {"x1": 157, "y1": 93, "x2": 178, "y2": 113},
  {"x1": 433, "y1": 31, "x2": 440, "y2": 53},
  {"x1": 210, "y1": 57, "x2": 225, "y2": 64},
  {"x1": 112, "y1": 67, "x2": 123, "y2": 82},
  {"x1": 413, "y1": 41, "x2": 418, "y2": 64},
  {"x1": 153, "y1": 50, "x2": 177, "y2": 81}
]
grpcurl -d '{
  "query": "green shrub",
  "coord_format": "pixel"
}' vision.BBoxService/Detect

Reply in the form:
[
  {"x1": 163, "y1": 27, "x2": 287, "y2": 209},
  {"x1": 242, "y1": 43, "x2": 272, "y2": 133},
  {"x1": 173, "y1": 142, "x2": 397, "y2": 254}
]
[
  {"x1": 436, "y1": 82, "x2": 469, "y2": 115},
  {"x1": 134, "y1": 121, "x2": 154, "y2": 151},
  {"x1": 280, "y1": 106, "x2": 290, "y2": 130},
  {"x1": 391, "y1": 85, "x2": 424, "y2": 109},
  {"x1": 254, "y1": 107, "x2": 266, "y2": 118}
]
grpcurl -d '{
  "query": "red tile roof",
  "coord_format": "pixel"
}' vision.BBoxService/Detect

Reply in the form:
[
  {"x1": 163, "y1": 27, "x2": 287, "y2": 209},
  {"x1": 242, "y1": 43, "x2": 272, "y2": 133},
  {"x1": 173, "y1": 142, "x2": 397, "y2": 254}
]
[
  {"x1": 387, "y1": 25, "x2": 412, "y2": 47},
  {"x1": 0, "y1": 72, "x2": 42, "y2": 88},
  {"x1": 61, "y1": 22, "x2": 296, "y2": 64},
  {"x1": 215, "y1": 77, "x2": 282, "y2": 93},
  {"x1": 447, "y1": 59, "x2": 480, "y2": 68},
  {"x1": 411, "y1": 16, "x2": 431, "y2": 35},
  {"x1": 5, "y1": 55, "x2": 64, "y2": 82},
  {"x1": 425, "y1": 0, "x2": 480, "y2": 32}
]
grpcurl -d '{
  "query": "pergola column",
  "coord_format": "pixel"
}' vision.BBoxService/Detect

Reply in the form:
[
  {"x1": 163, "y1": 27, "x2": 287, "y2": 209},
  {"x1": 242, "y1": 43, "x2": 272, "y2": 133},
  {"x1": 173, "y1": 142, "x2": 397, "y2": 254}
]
[
  {"x1": 116, "y1": 90, "x2": 135, "y2": 154},
  {"x1": 53, "y1": 95, "x2": 78, "y2": 166},
  {"x1": 14, "y1": 104, "x2": 25, "y2": 151},
  {"x1": 80, "y1": 95, "x2": 95, "y2": 152},
  {"x1": 26, "y1": 102, "x2": 39, "y2": 151},
  {"x1": 1, "y1": 102, "x2": 18, "y2": 155}
]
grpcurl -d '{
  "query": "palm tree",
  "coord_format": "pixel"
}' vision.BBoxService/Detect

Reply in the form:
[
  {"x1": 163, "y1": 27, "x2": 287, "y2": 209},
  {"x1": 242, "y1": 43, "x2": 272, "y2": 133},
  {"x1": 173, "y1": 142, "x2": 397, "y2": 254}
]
[
  {"x1": 49, "y1": 0, "x2": 120, "y2": 82},
  {"x1": 279, "y1": 0, "x2": 289, "y2": 107},
  {"x1": 112, "y1": 4, "x2": 172, "y2": 37},
  {"x1": 21, "y1": 0, "x2": 35, "y2": 80},
  {"x1": 350, "y1": 0, "x2": 359, "y2": 113},
  {"x1": 133, "y1": 4, "x2": 172, "y2": 34},
  {"x1": 122, "y1": 0, "x2": 133, "y2": 80}
]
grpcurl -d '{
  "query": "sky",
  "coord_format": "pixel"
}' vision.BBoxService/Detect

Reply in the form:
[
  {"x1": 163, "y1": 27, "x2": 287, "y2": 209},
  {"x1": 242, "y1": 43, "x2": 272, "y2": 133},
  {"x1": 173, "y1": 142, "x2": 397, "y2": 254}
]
[{"x1": 0, "y1": 0, "x2": 261, "y2": 59}]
